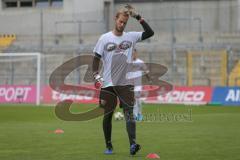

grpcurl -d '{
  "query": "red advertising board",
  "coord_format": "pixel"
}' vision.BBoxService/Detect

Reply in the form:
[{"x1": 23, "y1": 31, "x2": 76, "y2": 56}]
[
  {"x1": 42, "y1": 85, "x2": 212, "y2": 105},
  {"x1": 42, "y1": 86, "x2": 99, "y2": 104},
  {"x1": 144, "y1": 86, "x2": 212, "y2": 104},
  {"x1": 0, "y1": 85, "x2": 36, "y2": 103},
  {"x1": 0, "y1": 85, "x2": 213, "y2": 105}
]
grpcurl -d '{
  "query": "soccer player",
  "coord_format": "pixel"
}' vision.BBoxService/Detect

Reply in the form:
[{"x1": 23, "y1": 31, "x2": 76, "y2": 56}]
[
  {"x1": 131, "y1": 48, "x2": 152, "y2": 121},
  {"x1": 92, "y1": 4, "x2": 154, "y2": 155}
]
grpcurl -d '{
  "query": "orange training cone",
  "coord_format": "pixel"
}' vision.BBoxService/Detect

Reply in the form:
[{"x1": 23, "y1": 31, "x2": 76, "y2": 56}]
[
  {"x1": 54, "y1": 129, "x2": 64, "y2": 134},
  {"x1": 146, "y1": 153, "x2": 160, "y2": 159}
]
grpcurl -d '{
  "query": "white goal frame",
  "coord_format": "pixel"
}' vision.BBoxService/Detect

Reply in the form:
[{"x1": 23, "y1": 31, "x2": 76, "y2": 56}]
[{"x1": 0, "y1": 53, "x2": 41, "y2": 105}]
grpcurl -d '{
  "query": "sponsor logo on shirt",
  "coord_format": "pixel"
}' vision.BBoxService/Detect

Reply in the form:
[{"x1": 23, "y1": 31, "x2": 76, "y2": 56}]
[{"x1": 105, "y1": 41, "x2": 132, "y2": 53}]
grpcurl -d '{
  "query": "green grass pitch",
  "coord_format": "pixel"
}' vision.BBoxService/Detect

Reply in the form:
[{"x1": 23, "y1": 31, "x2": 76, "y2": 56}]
[{"x1": 0, "y1": 103, "x2": 240, "y2": 160}]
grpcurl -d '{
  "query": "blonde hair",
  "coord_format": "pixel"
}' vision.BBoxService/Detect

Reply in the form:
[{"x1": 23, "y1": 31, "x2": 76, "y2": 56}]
[{"x1": 115, "y1": 7, "x2": 130, "y2": 19}]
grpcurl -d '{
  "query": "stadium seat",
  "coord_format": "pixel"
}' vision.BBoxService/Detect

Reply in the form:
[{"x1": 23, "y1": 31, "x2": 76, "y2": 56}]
[
  {"x1": 229, "y1": 60, "x2": 240, "y2": 86},
  {"x1": 0, "y1": 34, "x2": 16, "y2": 50}
]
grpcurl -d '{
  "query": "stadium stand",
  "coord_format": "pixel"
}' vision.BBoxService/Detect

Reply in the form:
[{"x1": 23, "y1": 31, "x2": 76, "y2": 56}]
[{"x1": 0, "y1": 1, "x2": 240, "y2": 87}]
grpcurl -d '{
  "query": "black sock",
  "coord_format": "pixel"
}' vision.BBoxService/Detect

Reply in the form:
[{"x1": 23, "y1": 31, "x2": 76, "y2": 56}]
[
  {"x1": 124, "y1": 108, "x2": 136, "y2": 146},
  {"x1": 103, "y1": 112, "x2": 113, "y2": 148}
]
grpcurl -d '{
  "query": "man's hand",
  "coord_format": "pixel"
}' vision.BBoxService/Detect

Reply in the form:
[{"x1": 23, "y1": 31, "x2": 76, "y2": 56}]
[
  {"x1": 125, "y1": 4, "x2": 141, "y2": 20},
  {"x1": 94, "y1": 74, "x2": 103, "y2": 89}
]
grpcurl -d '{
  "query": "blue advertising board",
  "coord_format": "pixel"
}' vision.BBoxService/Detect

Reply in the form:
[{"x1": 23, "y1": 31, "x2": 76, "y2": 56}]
[{"x1": 211, "y1": 87, "x2": 240, "y2": 106}]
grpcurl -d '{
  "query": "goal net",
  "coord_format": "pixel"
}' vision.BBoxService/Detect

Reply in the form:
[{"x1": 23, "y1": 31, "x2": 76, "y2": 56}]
[{"x1": 0, "y1": 53, "x2": 41, "y2": 105}]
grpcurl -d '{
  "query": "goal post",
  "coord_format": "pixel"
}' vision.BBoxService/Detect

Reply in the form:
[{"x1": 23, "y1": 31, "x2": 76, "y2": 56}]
[{"x1": 0, "y1": 53, "x2": 41, "y2": 105}]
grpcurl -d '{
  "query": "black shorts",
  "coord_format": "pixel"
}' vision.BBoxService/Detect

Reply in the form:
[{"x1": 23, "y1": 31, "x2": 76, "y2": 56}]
[{"x1": 99, "y1": 85, "x2": 135, "y2": 111}]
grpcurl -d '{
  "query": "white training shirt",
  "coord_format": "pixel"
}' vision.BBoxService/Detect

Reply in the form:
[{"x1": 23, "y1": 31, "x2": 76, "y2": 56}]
[
  {"x1": 93, "y1": 31, "x2": 142, "y2": 88},
  {"x1": 127, "y1": 58, "x2": 147, "y2": 92}
]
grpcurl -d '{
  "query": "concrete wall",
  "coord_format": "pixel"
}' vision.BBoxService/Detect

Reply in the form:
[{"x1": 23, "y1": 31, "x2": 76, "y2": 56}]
[
  {"x1": 0, "y1": 0, "x2": 106, "y2": 13},
  {"x1": 115, "y1": 0, "x2": 239, "y2": 33},
  {"x1": 0, "y1": 0, "x2": 238, "y2": 34},
  {"x1": 238, "y1": 0, "x2": 240, "y2": 29},
  {"x1": 0, "y1": 0, "x2": 115, "y2": 46},
  {"x1": 0, "y1": 0, "x2": 239, "y2": 47},
  {"x1": 0, "y1": 0, "x2": 112, "y2": 34}
]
